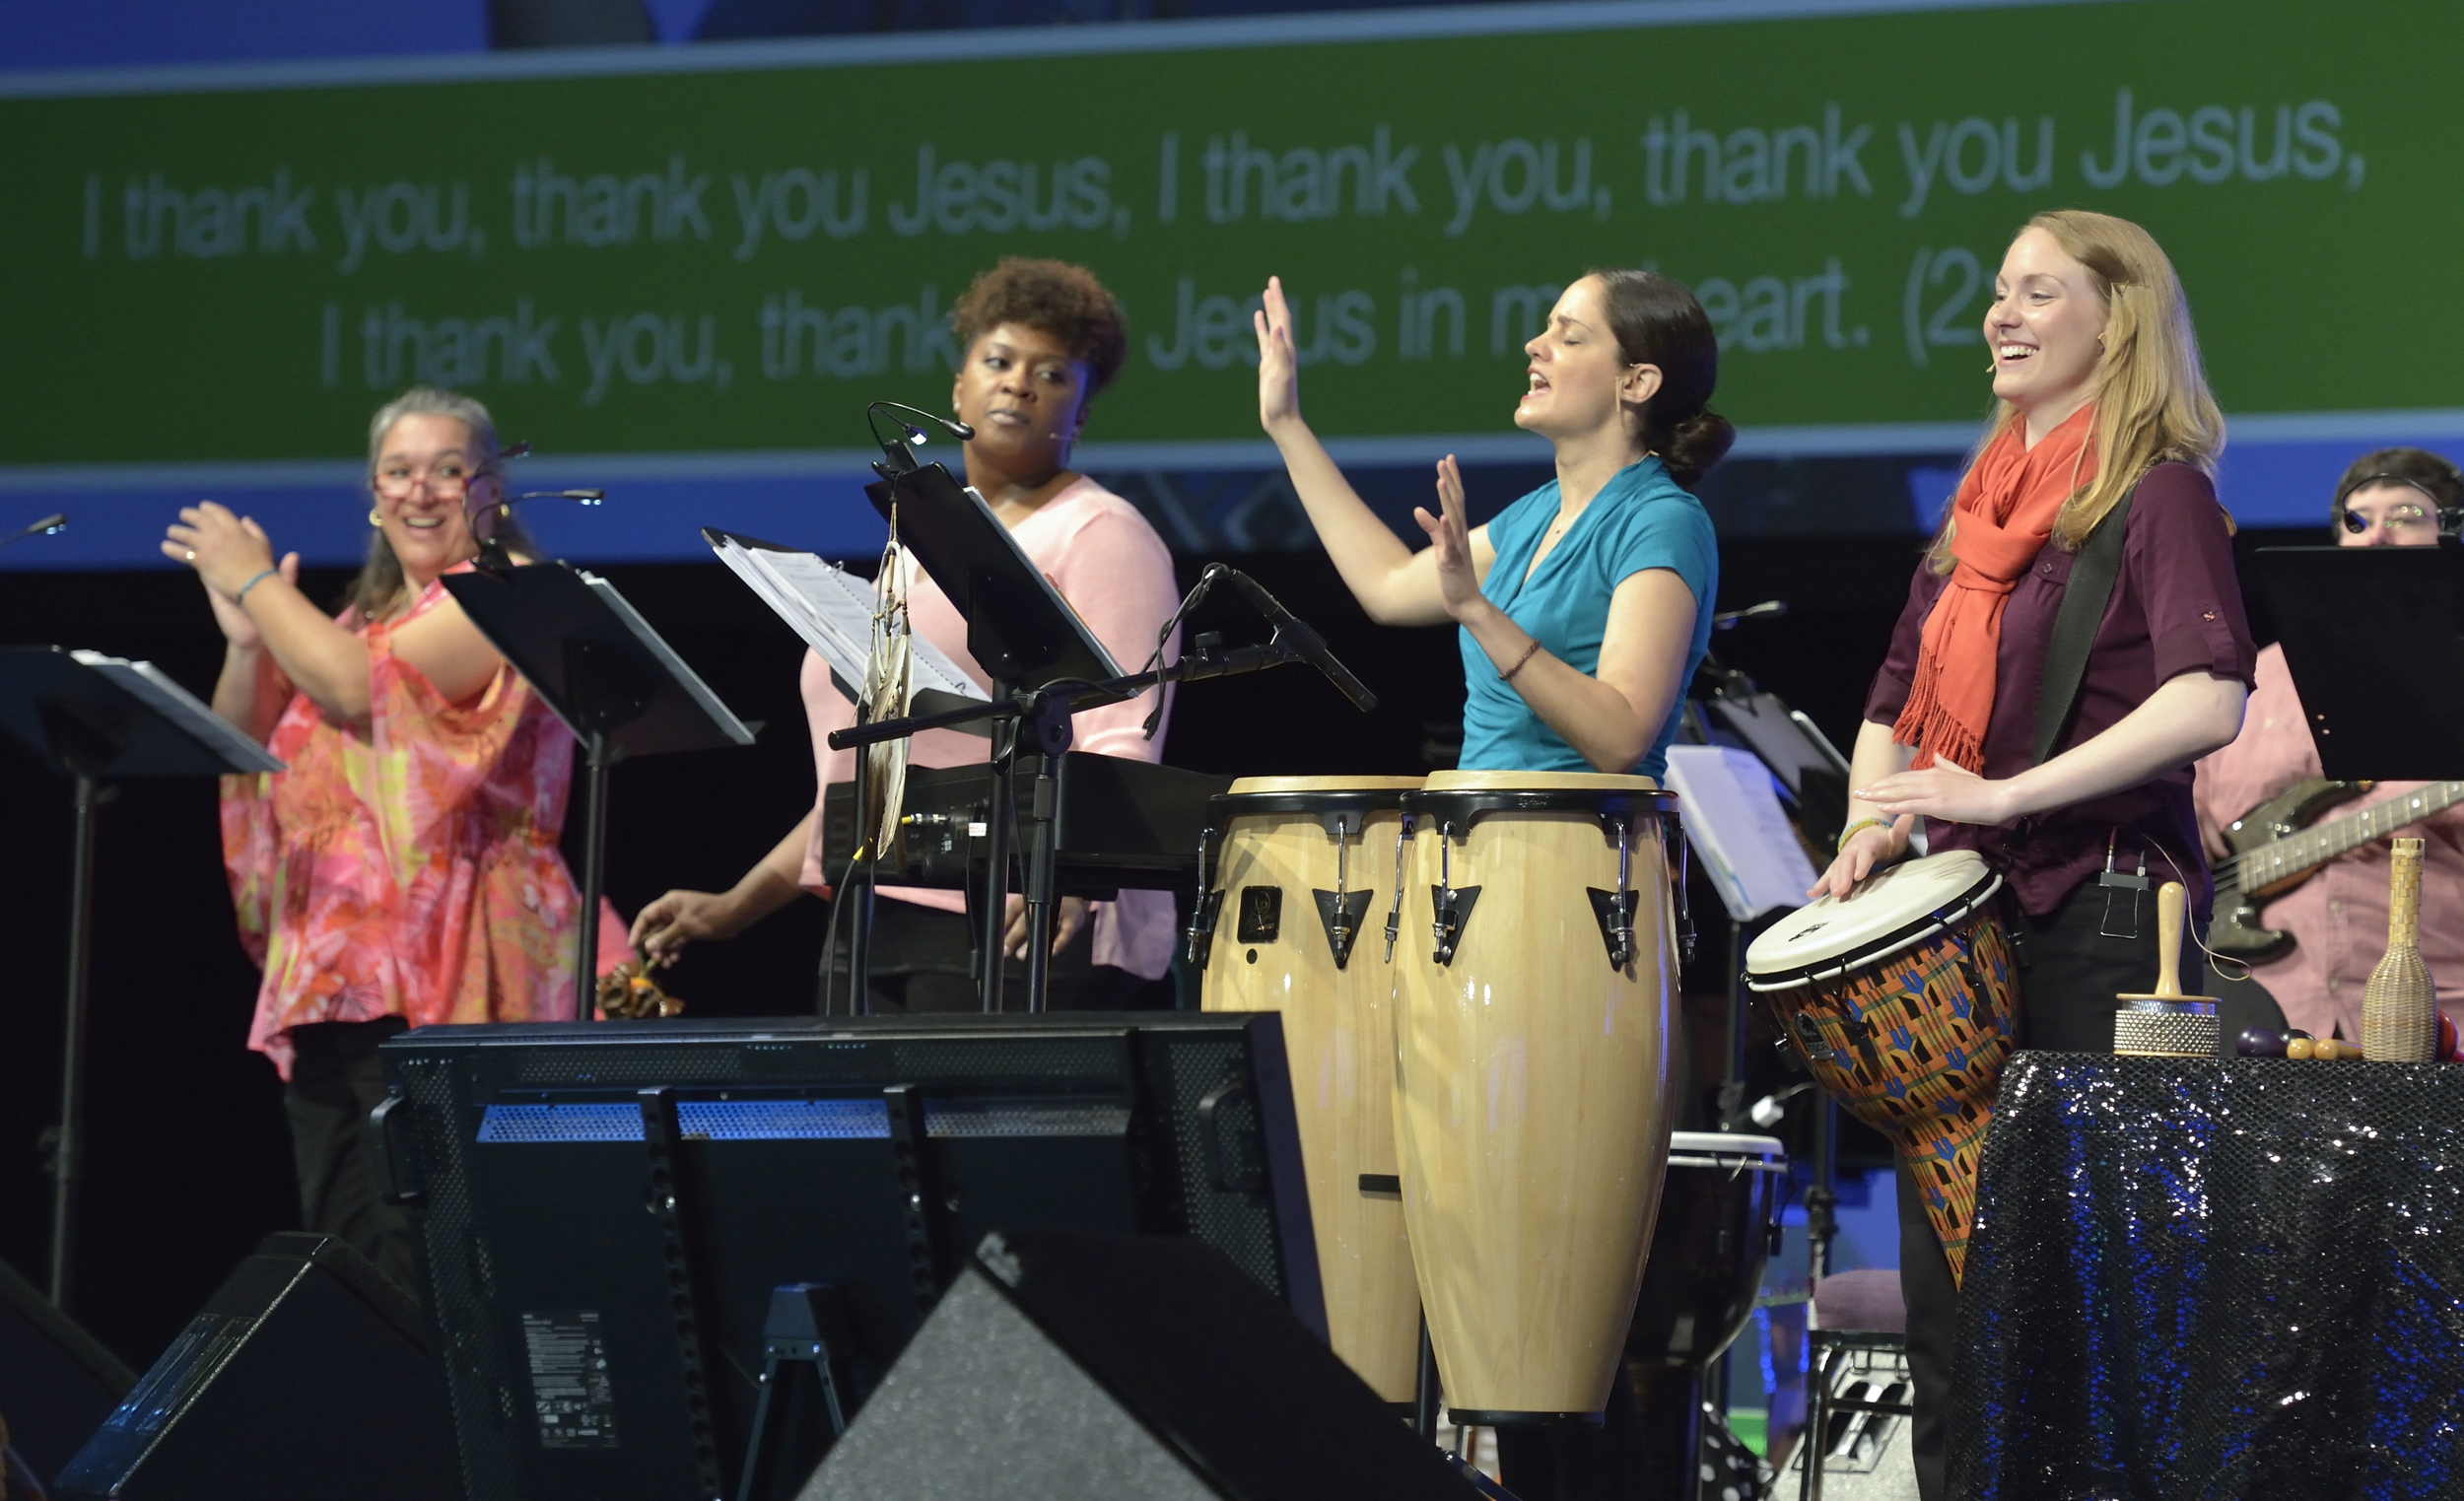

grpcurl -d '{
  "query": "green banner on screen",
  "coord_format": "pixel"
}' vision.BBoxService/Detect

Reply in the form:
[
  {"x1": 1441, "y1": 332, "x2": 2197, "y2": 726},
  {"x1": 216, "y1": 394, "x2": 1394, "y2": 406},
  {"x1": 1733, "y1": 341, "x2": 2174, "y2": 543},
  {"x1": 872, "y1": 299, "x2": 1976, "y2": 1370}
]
[{"x1": 3, "y1": 0, "x2": 2457, "y2": 470}]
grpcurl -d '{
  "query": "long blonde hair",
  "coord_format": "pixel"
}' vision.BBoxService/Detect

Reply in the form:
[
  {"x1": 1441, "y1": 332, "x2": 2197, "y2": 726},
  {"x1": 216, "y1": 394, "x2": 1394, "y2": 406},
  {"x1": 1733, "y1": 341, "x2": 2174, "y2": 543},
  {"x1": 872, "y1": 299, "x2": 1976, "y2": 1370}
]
[{"x1": 1930, "y1": 210, "x2": 2225, "y2": 572}]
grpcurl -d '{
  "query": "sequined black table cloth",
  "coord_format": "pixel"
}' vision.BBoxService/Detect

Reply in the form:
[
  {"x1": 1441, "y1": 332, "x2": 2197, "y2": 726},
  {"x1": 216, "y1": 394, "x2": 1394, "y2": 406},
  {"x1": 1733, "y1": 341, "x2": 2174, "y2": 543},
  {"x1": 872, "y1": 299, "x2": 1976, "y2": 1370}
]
[{"x1": 1950, "y1": 1053, "x2": 2464, "y2": 1500}]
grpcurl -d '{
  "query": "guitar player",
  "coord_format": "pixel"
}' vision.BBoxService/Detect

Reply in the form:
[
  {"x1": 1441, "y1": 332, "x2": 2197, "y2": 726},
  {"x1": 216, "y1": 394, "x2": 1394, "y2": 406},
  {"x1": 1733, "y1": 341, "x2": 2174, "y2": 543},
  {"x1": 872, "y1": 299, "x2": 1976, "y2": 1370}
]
[{"x1": 2194, "y1": 447, "x2": 2464, "y2": 1041}]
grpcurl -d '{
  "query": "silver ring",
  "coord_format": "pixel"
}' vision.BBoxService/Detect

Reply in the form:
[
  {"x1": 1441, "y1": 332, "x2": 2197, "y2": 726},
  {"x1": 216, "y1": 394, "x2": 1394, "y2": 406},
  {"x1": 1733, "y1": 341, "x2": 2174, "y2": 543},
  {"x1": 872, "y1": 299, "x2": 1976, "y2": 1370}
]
[{"x1": 185, "y1": 549, "x2": 195, "y2": 562}]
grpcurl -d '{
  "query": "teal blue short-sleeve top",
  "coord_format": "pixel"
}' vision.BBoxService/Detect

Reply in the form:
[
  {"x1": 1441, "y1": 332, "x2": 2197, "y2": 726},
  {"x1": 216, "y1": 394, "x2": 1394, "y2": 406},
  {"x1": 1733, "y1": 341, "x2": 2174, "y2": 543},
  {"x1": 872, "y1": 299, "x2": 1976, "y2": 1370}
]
[{"x1": 1458, "y1": 457, "x2": 1718, "y2": 780}]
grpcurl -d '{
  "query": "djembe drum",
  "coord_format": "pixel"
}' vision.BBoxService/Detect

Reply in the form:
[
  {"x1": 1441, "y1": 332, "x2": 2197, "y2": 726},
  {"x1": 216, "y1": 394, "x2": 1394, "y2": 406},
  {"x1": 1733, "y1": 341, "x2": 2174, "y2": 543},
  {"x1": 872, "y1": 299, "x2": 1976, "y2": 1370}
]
[
  {"x1": 1745, "y1": 850, "x2": 2020, "y2": 1283},
  {"x1": 1193, "y1": 775, "x2": 1423, "y2": 1401},
  {"x1": 1392, "y1": 771, "x2": 1681, "y2": 1423}
]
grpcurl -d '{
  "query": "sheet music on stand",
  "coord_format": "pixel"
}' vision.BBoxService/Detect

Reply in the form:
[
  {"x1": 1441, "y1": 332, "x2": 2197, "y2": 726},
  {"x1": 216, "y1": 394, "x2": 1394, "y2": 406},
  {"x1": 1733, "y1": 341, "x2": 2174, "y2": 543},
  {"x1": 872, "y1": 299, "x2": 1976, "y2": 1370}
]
[
  {"x1": 704, "y1": 528, "x2": 990, "y2": 727},
  {"x1": 1663, "y1": 744, "x2": 1820, "y2": 922},
  {"x1": 64, "y1": 651, "x2": 284, "y2": 774}
]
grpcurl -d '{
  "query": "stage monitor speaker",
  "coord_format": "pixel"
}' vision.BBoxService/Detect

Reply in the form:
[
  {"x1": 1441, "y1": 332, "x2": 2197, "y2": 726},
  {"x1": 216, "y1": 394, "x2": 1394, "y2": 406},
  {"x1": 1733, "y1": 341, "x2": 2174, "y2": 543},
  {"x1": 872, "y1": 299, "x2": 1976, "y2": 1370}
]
[
  {"x1": 50, "y1": 1233, "x2": 455, "y2": 1501},
  {"x1": 801, "y1": 1228, "x2": 1483, "y2": 1501},
  {"x1": 0, "y1": 1254, "x2": 135, "y2": 1488}
]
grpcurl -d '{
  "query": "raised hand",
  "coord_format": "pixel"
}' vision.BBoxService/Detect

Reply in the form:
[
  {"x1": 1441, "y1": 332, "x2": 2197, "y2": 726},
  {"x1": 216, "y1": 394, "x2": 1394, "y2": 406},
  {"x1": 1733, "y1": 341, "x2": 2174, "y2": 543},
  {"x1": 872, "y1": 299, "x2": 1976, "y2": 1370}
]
[
  {"x1": 1253, "y1": 275, "x2": 1302, "y2": 432},
  {"x1": 1412, "y1": 453, "x2": 1483, "y2": 621}
]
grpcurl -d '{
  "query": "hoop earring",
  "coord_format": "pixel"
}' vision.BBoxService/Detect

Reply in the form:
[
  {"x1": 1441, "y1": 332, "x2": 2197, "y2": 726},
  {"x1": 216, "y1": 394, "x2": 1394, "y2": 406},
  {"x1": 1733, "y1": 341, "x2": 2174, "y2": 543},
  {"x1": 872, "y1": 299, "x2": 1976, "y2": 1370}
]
[{"x1": 368, "y1": 508, "x2": 383, "y2": 526}]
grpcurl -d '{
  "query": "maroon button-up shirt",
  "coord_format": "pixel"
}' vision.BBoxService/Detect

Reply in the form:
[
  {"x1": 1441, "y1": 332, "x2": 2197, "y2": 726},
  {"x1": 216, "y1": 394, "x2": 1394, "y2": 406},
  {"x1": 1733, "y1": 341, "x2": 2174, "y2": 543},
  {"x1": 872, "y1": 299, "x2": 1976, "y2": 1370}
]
[{"x1": 1863, "y1": 461, "x2": 2258, "y2": 920}]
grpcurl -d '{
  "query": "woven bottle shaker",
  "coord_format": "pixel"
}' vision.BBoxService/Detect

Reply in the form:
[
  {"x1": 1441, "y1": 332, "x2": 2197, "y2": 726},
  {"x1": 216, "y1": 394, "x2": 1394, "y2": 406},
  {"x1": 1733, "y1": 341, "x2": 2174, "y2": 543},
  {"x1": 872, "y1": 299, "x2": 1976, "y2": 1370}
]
[{"x1": 2362, "y1": 837, "x2": 2436, "y2": 1061}]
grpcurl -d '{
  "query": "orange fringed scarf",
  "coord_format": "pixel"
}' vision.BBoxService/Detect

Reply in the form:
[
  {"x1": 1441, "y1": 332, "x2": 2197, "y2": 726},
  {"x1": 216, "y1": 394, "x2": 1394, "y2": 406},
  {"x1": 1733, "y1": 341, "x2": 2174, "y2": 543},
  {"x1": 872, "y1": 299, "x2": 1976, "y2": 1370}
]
[{"x1": 1893, "y1": 404, "x2": 2098, "y2": 773}]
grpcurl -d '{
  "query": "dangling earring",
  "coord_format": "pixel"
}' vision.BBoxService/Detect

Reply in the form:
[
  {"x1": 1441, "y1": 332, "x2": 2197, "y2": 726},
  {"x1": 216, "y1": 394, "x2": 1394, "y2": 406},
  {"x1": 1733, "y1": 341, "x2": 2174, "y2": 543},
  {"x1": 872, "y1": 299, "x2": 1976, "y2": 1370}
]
[{"x1": 368, "y1": 508, "x2": 384, "y2": 526}]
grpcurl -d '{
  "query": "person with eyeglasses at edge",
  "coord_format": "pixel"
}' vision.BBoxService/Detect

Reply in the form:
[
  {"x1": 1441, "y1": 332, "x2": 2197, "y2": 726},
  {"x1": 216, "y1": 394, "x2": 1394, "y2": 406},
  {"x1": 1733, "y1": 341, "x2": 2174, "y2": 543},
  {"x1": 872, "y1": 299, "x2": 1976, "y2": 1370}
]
[
  {"x1": 2192, "y1": 448, "x2": 2464, "y2": 1048},
  {"x1": 628, "y1": 258, "x2": 1185, "y2": 1011},
  {"x1": 1806, "y1": 210, "x2": 2288, "y2": 1501},
  {"x1": 162, "y1": 387, "x2": 628, "y2": 1297}
]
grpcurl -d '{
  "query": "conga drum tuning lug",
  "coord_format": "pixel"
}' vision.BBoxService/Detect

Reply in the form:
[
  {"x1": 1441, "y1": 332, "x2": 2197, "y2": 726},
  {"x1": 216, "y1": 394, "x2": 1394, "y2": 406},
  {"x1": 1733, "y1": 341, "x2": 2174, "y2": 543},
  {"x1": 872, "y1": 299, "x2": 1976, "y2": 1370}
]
[
  {"x1": 1586, "y1": 888, "x2": 1640, "y2": 970},
  {"x1": 1184, "y1": 888, "x2": 1224, "y2": 969},
  {"x1": 1312, "y1": 888, "x2": 1376, "y2": 969},
  {"x1": 1428, "y1": 884, "x2": 1481, "y2": 965}
]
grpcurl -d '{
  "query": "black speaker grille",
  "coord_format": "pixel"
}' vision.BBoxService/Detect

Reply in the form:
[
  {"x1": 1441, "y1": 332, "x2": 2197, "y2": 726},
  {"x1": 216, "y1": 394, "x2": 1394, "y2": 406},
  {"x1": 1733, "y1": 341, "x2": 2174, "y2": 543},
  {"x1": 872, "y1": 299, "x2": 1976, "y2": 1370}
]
[
  {"x1": 1156, "y1": 1036, "x2": 1281, "y2": 1301},
  {"x1": 403, "y1": 1057, "x2": 526, "y2": 1501},
  {"x1": 513, "y1": 1047, "x2": 745, "y2": 1086},
  {"x1": 888, "y1": 1037, "x2": 1124, "y2": 1082}
]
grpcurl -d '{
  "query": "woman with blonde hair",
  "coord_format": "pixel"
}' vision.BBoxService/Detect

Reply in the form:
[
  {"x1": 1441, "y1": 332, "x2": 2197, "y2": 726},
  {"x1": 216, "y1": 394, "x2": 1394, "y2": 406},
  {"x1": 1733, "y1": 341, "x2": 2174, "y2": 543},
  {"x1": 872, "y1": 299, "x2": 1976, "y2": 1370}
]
[{"x1": 1808, "y1": 210, "x2": 2273, "y2": 1501}]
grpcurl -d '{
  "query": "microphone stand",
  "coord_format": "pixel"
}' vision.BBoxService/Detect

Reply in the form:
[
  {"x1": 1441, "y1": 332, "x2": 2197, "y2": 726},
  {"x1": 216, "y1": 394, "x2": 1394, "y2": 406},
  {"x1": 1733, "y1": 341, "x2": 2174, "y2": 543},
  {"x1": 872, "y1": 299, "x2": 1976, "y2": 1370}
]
[{"x1": 827, "y1": 627, "x2": 1352, "y2": 1014}]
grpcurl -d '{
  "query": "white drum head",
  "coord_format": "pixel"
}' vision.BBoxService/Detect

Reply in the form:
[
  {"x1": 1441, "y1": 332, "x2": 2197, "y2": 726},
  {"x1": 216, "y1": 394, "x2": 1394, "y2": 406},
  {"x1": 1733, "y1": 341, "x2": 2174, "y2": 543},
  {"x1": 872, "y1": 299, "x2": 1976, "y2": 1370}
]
[
  {"x1": 1666, "y1": 1131, "x2": 1787, "y2": 1171},
  {"x1": 1224, "y1": 775, "x2": 1424, "y2": 795},
  {"x1": 1745, "y1": 851, "x2": 1998, "y2": 983}
]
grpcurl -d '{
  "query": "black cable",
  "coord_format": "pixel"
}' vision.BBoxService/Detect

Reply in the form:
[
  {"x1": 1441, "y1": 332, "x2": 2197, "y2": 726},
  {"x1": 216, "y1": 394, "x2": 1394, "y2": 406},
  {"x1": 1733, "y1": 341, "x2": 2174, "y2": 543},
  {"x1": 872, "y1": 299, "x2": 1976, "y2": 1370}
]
[{"x1": 1139, "y1": 563, "x2": 1228, "y2": 739}]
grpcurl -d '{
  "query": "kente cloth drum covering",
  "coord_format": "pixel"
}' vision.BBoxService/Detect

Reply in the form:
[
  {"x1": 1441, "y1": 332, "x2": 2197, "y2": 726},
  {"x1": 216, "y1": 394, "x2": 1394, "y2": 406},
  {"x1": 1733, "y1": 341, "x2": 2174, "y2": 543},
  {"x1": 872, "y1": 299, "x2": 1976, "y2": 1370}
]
[{"x1": 1951, "y1": 1052, "x2": 2464, "y2": 1500}]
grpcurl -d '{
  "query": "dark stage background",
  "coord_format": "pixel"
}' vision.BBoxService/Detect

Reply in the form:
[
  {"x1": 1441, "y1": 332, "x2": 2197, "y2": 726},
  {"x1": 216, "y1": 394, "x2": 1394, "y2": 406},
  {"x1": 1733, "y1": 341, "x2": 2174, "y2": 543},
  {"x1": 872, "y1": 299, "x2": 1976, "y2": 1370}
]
[{"x1": 0, "y1": 525, "x2": 2309, "y2": 1370}]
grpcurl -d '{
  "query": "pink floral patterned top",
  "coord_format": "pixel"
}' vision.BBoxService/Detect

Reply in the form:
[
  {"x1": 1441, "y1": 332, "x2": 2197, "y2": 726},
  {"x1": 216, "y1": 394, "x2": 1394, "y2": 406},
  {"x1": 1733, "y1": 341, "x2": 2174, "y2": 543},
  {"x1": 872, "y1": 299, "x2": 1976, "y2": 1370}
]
[{"x1": 219, "y1": 569, "x2": 626, "y2": 1078}]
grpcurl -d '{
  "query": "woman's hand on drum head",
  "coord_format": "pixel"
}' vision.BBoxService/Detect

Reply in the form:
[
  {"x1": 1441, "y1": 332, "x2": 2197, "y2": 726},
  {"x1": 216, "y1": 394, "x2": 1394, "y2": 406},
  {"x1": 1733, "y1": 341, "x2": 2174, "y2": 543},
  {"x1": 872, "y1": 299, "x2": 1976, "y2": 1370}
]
[{"x1": 1810, "y1": 819, "x2": 1910, "y2": 902}]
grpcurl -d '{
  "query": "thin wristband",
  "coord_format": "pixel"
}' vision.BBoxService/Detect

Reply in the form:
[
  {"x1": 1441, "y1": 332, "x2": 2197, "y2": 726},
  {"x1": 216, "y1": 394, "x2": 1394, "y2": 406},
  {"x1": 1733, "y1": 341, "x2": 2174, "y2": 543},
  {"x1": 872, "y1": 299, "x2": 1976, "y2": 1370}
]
[
  {"x1": 1836, "y1": 816, "x2": 1893, "y2": 853},
  {"x1": 234, "y1": 567, "x2": 280, "y2": 604},
  {"x1": 1498, "y1": 638, "x2": 1545, "y2": 683}
]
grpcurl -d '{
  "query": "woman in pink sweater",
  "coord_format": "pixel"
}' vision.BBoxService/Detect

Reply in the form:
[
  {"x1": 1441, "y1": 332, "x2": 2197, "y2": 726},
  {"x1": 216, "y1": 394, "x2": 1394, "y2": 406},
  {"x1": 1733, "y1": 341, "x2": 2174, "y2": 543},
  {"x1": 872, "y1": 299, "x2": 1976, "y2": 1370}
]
[{"x1": 631, "y1": 258, "x2": 1182, "y2": 1009}]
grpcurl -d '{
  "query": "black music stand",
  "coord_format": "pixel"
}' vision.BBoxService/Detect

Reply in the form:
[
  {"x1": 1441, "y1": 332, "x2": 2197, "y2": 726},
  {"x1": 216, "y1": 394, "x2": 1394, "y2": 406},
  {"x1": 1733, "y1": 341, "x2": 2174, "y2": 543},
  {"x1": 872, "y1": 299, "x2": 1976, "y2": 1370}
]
[
  {"x1": 442, "y1": 565, "x2": 757, "y2": 1005},
  {"x1": 0, "y1": 648, "x2": 282, "y2": 1312},
  {"x1": 856, "y1": 462, "x2": 1128, "y2": 1015},
  {"x1": 2247, "y1": 545, "x2": 2464, "y2": 782}
]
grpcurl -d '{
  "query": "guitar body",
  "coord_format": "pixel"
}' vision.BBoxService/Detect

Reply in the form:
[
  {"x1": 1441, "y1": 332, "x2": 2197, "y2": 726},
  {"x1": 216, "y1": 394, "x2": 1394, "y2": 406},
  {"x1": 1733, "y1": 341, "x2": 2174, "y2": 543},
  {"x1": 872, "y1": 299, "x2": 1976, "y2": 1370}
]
[{"x1": 2207, "y1": 778, "x2": 2369, "y2": 965}]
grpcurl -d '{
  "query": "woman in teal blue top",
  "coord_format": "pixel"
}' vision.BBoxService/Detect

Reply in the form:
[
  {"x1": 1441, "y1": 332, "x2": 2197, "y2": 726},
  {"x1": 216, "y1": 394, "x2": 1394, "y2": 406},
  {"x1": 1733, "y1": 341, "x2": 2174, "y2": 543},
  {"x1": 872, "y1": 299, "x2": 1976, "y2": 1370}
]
[{"x1": 1254, "y1": 267, "x2": 1730, "y2": 780}]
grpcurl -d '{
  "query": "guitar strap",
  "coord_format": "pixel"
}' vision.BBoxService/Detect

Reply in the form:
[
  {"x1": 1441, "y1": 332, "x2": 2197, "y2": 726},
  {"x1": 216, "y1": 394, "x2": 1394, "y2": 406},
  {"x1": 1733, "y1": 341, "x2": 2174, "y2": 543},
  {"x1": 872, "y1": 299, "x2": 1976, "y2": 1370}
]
[{"x1": 2032, "y1": 484, "x2": 2137, "y2": 768}]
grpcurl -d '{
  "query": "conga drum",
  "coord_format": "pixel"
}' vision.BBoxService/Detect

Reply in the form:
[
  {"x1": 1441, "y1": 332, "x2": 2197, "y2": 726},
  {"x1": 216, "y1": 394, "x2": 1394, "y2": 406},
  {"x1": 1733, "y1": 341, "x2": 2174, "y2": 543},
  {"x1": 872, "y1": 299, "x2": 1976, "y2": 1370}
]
[
  {"x1": 1393, "y1": 771, "x2": 1681, "y2": 1424},
  {"x1": 1745, "y1": 851, "x2": 2019, "y2": 1284},
  {"x1": 1194, "y1": 776, "x2": 1423, "y2": 1401}
]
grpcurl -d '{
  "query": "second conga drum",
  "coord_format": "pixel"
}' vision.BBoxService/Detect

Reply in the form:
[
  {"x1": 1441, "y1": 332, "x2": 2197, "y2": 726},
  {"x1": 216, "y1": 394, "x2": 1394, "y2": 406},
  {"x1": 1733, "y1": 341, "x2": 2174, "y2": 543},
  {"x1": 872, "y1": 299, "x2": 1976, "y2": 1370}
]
[
  {"x1": 1194, "y1": 775, "x2": 1422, "y2": 1401},
  {"x1": 1395, "y1": 770, "x2": 1681, "y2": 1423}
]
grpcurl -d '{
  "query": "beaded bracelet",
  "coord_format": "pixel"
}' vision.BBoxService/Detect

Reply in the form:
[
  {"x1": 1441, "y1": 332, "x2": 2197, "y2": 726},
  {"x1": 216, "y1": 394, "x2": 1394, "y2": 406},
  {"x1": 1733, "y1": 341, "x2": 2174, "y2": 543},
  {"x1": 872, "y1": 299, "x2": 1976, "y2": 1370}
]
[
  {"x1": 234, "y1": 567, "x2": 280, "y2": 605},
  {"x1": 1498, "y1": 639, "x2": 1544, "y2": 683},
  {"x1": 1836, "y1": 816, "x2": 1893, "y2": 853}
]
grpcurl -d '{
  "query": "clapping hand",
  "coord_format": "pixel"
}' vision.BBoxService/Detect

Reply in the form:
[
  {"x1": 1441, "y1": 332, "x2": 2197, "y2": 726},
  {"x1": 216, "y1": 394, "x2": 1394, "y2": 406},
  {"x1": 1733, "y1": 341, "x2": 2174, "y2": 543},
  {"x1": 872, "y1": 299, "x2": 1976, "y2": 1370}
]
[{"x1": 164, "y1": 502, "x2": 296, "y2": 648}]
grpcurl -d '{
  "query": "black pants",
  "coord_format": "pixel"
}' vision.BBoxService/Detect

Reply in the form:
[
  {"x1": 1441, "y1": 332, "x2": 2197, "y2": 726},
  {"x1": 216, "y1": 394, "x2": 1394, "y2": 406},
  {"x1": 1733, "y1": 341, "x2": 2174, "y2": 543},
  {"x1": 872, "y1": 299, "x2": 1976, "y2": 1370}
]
[
  {"x1": 824, "y1": 896, "x2": 1173, "y2": 1014},
  {"x1": 1899, "y1": 878, "x2": 2289, "y2": 1501},
  {"x1": 284, "y1": 1017, "x2": 418, "y2": 1299}
]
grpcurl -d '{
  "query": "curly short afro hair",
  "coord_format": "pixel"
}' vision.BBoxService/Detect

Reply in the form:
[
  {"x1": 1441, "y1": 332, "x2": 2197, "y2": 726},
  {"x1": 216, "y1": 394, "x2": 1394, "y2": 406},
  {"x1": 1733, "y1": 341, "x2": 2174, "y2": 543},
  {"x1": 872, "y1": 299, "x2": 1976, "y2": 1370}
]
[{"x1": 950, "y1": 257, "x2": 1129, "y2": 395}]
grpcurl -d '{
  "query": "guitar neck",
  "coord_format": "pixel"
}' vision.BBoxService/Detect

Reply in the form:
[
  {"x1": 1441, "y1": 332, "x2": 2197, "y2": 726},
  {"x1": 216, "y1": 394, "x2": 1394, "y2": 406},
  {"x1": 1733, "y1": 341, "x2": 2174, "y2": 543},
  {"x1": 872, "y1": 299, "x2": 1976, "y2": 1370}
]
[{"x1": 2229, "y1": 781, "x2": 2464, "y2": 889}]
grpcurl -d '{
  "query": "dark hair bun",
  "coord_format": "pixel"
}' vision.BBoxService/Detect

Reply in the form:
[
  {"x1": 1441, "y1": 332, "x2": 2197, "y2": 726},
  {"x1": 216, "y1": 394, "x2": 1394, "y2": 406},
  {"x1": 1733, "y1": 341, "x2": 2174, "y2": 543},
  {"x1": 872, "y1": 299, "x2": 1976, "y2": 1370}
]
[{"x1": 1663, "y1": 409, "x2": 1736, "y2": 488}]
